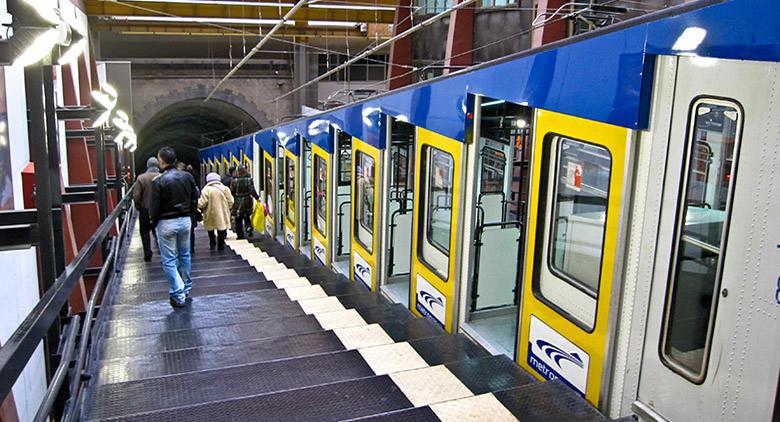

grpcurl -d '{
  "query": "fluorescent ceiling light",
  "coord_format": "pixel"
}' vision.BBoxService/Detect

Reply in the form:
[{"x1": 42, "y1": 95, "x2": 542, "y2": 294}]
[
  {"x1": 58, "y1": 38, "x2": 87, "y2": 65},
  {"x1": 307, "y1": 20, "x2": 358, "y2": 27},
  {"x1": 120, "y1": 0, "x2": 296, "y2": 6},
  {"x1": 103, "y1": 15, "x2": 294, "y2": 25},
  {"x1": 309, "y1": 3, "x2": 395, "y2": 11},
  {"x1": 481, "y1": 100, "x2": 505, "y2": 107},
  {"x1": 672, "y1": 27, "x2": 707, "y2": 51},
  {"x1": 14, "y1": 28, "x2": 60, "y2": 67}
]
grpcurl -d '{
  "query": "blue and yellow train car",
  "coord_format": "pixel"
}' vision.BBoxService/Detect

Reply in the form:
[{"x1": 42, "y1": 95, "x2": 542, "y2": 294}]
[{"x1": 200, "y1": 1, "x2": 780, "y2": 419}]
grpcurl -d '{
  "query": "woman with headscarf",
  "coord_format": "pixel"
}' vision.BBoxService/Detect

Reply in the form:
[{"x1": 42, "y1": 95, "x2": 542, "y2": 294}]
[{"x1": 198, "y1": 172, "x2": 234, "y2": 251}]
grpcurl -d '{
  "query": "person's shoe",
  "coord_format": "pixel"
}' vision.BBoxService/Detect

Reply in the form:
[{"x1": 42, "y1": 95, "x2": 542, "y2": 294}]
[
  {"x1": 169, "y1": 296, "x2": 186, "y2": 308},
  {"x1": 209, "y1": 243, "x2": 216, "y2": 251},
  {"x1": 144, "y1": 256, "x2": 152, "y2": 262}
]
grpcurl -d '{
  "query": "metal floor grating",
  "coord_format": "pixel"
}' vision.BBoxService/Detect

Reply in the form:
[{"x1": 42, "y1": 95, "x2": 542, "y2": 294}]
[{"x1": 78, "y1": 227, "x2": 613, "y2": 421}]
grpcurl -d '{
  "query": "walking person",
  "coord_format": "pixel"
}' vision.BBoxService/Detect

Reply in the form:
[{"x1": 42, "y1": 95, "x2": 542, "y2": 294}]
[
  {"x1": 222, "y1": 165, "x2": 236, "y2": 188},
  {"x1": 230, "y1": 165, "x2": 259, "y2": 239},
  {"x1": 132, "y1": 157, "x2": 160, "y2": 262},
  {"x1": 149, "y1": 147, "x2": 199, "y2": 308},
  {"x1": 198, "y1": 172, "x2": 234, "y2": 251}
]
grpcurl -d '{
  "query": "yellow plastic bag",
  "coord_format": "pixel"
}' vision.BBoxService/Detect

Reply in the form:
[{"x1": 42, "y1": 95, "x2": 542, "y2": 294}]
[{"x1": 251, "y1": 200, "x2": 265, "y2": 233}]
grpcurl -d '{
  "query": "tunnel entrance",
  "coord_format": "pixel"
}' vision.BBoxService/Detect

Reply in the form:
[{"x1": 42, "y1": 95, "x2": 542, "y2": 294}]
[{"x1": 136, "y1": 98, "x2": 260, "y2": 177}]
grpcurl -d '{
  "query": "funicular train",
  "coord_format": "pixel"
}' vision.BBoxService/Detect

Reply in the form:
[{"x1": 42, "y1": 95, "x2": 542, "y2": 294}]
[{"x1": 199, "y1": 0, "x2": 780, "y2": 420}]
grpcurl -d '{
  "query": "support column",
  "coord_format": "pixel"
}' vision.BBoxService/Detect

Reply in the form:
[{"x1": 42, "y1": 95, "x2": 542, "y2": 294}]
[
  {"x1": 293, "y1": 42, "x2": 318, "y2": 114},
  {"x1": 443, "y1": 0, "x2": 475, "y2": 74},
  {"x1": 531, "y1": 0, "x2": 569, "y2": 48},
  {"x1": 42, "y1": 65, "x2": 65, "y2": 275},
  {"x1": 24, "y1": 63, "x2": 60, "y2": 379},
  {"x1": 387, "y1": 0, "x2": 413, "y2": 90}
]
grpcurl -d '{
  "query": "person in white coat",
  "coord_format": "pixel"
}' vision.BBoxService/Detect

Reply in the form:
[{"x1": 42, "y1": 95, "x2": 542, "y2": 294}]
[{"x1": 198, "y1": 172, "x2": 234, "y2": 251}]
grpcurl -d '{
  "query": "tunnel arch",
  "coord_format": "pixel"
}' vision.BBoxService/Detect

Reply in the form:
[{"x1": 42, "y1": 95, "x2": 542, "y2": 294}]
[{"x1": 136, "y1": 98, "x2": 261, "y2": 175}]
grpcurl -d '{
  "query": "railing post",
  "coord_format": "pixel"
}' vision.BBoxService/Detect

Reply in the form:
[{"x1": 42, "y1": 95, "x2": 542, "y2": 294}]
[
  {"x1": 95, "y1": 129, "x2": 107, "y2": 223},
  {"x1": 24, "y1": 62, "x2": 61, "y2": 378}
]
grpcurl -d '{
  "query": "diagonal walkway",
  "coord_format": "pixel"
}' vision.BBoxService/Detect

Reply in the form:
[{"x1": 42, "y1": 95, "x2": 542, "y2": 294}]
[{"x1": 79, "y1": 225, "x2": 613, "y2": 421}]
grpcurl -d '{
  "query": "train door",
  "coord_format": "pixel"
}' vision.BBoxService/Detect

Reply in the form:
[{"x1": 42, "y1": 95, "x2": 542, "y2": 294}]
[
  {"x1": 283, "y1": 139, "x2": 300, "y2": 250},
  {"x1": 459, "y1": 96, "x2": 532, "y2": 358},
  {"x1": 276, "y1": 145, "x2": 286, "y2": 243},
  {"x1": 350, "y1": 136, "x2": 383, "y2": 290},
  {"x1": 518, "y1": 109, "x2": 631, "y2": 407},
  {"x1": 262, "y1": 148, "x2": 277, "y2": 238},
  {"x1": 300, "y1": 139, "x2": 313, "y2": 258},
  {"x1": 311, "y1": 140, "x2": 333, "y2": 266},
  {"x1": 410, "y1": 127, "x2": 465, "y2": 332},
  {"x1": 332, "y1": 131, "x2": 353, "y2": 276},
  {"x1": 634, "y1": 57, "x2": 779, "y2": 421},
  {"x1": 380, "y1": 117, "x2": 415, "y2": 307}
]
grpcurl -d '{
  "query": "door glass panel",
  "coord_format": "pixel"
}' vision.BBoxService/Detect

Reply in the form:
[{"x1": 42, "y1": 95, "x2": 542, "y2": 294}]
[
  {"x1": 538, "y1": 135, "x2": 611, "y2": 330},
  {"x1": 418, "y1": 145, "x2": 454, "y2": 279},
  {"x1": 285, "y1": 156, "x2": 296, "y2": 223},
  {"x1": 314, "y1": 155, "x2": 327, "y2": 234},
  {"x1": 549, "y1": 138, "x2": 611, "y2": 294},
  {"x1": 354, "y1": 151, "x2": 375, "y2": 252},
  {"x1": 480, "y1": 147, "x2": 506, "y2": 193},
  {"x1": 662, "y1": 99, "x2": 741, "y2": 382},
  {"x1": 265, "y1": 157, "x2": 273, "y2": 217}
]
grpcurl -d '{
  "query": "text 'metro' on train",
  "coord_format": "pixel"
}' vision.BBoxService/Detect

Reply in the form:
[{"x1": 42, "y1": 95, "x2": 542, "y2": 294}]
[{"x1": 199, "y1": 0, "x2": 780, "y2": 420}]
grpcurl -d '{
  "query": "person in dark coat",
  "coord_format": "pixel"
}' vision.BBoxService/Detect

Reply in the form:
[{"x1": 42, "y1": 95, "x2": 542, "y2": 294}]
[
  {"x1": 230, "y1": 165, "x2": 259, "y2": 239},
  {"x1": 132, "y1": 157, "x2": 160, "y2": 261},
  {"x1": 149, "y1": 147, "x2": 199, "y2": 307}
]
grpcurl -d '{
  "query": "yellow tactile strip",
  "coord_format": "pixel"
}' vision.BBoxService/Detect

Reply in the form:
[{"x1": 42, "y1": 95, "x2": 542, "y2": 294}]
[{"x1": 224, "y1": 238, "x2": 518, "y2": 421}]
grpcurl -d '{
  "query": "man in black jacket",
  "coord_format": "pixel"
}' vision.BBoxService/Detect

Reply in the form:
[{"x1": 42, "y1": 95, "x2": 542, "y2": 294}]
[{"x1": 149, "y1": 147, "x2": 199, "y2": 307}]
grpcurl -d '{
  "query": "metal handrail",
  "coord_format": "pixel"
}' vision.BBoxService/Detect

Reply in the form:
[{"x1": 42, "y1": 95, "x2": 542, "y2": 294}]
[
  {"x1": 0, "y1": 184, "x2": 135, "y2": 412},
  {"x1": 32, "y1": 315, "x2": 80, "y2": 422},
  {"x1": 336, "y1": 199, "x2": 352, "y2": 256}
]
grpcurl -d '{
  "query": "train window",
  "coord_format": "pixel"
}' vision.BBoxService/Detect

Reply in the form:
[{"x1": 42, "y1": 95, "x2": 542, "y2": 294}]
[
  {"x1": 538, "y1": 135, "x2": 611, "y2": 330},
  {"x1": 354, "y1": 151, "x2": 375, "y2": 252},
  {"x1": 285, "y1": 156, "x2": 295, "y2": 223},
  {"x1": 264, "y1": 157, "x2": 273, "y2": 217},
  {"x1": 314, "y1": 155, "x2": 327, "y2": 234},
  {"x1": 338, "y1": 135, "x2": 352, "y2": 186},
  {"x1": 661, "y1": 99, "x2": 742, "y2": 383},
  {"x1": 418, "y1": 146, "x2": 454, "y2": 280}
]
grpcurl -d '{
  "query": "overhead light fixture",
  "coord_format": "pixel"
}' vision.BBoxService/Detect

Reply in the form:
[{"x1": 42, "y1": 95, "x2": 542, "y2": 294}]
[
  {"x1": 309, "y1": 2, "x2": 395, "y2": 11},
  {"x1": 307, "y1": 20, "x2": 359, "y2": 27},
  {"x1": 58, "y1": 37, "x2": 87, "y2": 65},
  {"x1": 91, "y1": 85, "x2": 118, "y2": 128},
  {"x1": 14, "y1": 28, "x2": 61, "y2": 67},
  {"x1": 102, "y1": 15, "x2": 294, "y2": 26},
  {"x1": 672, "y1": 27, "x2": 707, "y2": 51}
]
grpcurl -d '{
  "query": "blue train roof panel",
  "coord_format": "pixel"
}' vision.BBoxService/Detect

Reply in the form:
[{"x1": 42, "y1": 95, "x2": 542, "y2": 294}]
[{"x1": 200, "y1": 0, "x2": 780, "y2": 155}]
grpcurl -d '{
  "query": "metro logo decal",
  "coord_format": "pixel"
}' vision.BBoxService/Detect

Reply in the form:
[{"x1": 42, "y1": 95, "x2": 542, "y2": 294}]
[
  {"x1": 527, "y1": 315, "x2": 590, "y2": 397},
  {"x1": 535, "y1": 340, "x2": 584, "y2": 369},
  {"x1": 415, "y1": 274, "x2": 446, "y2": 328},
  {"x1": 313, "y1": 237, "x2": 326, "y2": 266},
  {"x1": 285, "y1": 226, "x2": 295, "y2": 249},
  {"x1": 419, "y1": 291, "x2": 444, "y2": 309},
  {"x1": 353, "y1": 251, "x2": 372, "y2": 290}
]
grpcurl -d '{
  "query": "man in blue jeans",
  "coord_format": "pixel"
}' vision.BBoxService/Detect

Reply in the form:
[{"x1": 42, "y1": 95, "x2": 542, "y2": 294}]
[{"x1": 149, "y1": 147, "x2": 199, "y2": 308}]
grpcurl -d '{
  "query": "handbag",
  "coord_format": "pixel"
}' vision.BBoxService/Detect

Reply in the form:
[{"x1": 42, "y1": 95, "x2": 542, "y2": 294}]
[{"x1": 251, "y1": 200, "x2": 265, "y2": 233}]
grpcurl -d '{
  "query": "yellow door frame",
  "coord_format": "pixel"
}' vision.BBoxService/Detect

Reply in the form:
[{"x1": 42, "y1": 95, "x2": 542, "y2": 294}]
[
  {"x1": 409, "y1": 127, "x2": 464, "y2": 333},
  {"x1": 517, "y1": 109, "x2": 629, "y2": 407},
  {"x1": 262, "y1": 150, "x2": 276, "y2": 238},
  {"x1": 350, "y1": 137, "x2": 381, "y2": 291},
  {"x1": 311, "y1": 143, "x2": 331, "y2": 266},
  {"x1": 283, "y1": 149, "x2": 299, "y2": 250}
]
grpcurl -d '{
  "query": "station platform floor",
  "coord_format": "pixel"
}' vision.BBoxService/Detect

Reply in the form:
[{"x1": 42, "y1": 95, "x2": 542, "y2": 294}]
[{"x1": 78, "y1": 223, "x2": 616, "y2": 421}]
